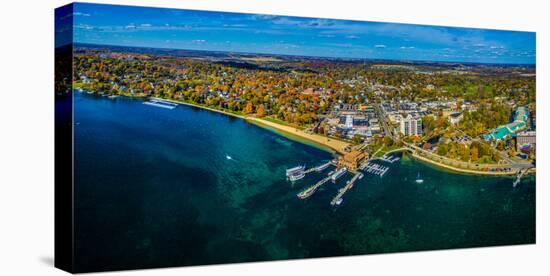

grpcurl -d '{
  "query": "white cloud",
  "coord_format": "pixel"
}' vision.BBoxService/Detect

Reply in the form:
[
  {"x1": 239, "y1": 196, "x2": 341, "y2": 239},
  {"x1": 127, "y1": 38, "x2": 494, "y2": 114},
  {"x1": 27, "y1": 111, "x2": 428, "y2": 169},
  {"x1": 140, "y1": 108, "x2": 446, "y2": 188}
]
[{"x1": 73, "y1": 12, "x2": 90, "y2": 17}]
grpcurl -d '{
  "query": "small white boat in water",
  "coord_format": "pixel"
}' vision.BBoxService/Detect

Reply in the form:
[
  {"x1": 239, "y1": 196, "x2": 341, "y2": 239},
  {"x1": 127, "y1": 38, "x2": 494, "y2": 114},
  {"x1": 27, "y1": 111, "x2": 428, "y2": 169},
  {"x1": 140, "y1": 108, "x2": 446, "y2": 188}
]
[
  {"x1": 415, "y1": 172, "x2": 424, "y2": 184},
  {"x1": 286, "y1": 165, "x2": 306, "y2": 182},
  {"x1": 226, "y1": 155, "x2": 232, "y2": 160},
  {"x1": 335, "y1": 198, "x2": 343, "y2": 206}
]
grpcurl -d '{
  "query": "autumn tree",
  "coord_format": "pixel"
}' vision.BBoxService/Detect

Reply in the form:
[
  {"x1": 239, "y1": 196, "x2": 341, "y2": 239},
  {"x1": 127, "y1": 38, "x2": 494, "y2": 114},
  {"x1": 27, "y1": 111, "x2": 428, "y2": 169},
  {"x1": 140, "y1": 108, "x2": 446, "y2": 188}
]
[
  {"x1": 244, "y1": 102, "x2": 254, "y2": 114},
  {"x1": 256, "y1": 104, "x2": 266, "y2": 117},
  {"x1": 471, "y1": 146, "x2": 479, "y2": 162}
]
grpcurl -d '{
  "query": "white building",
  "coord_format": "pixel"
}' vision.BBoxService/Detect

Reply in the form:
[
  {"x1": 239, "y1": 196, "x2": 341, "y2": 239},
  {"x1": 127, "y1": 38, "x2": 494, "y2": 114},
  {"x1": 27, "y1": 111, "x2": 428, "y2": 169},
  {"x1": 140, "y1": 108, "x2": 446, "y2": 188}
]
[
  {"x1": 344, "y1": 115, "x2": 353, "y2": 129},
  {"x1": 448, "y1": 112, "x2": 463, "y2": 125},
  {"x1": 400, "y1": 114, "x2": 422, "y2": 136}
]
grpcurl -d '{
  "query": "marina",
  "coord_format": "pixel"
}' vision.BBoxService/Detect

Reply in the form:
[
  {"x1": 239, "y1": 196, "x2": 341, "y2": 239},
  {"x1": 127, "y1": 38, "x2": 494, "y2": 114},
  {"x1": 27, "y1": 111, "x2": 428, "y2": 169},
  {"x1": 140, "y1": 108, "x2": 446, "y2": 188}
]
[
  {"x1": 360, "y1": 162, "x2": 389, "y2": 177},
  {"x1": 380, "y1": 155, "x2": 400, "y2": 163}
]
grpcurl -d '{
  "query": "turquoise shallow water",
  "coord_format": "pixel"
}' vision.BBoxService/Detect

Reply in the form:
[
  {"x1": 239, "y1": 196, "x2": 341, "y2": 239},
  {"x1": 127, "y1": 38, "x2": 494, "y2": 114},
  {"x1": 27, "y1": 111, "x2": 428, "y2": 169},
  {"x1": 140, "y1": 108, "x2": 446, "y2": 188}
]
[{"x1": 73, "y1": 93, "x2": 535, "y2": 272}]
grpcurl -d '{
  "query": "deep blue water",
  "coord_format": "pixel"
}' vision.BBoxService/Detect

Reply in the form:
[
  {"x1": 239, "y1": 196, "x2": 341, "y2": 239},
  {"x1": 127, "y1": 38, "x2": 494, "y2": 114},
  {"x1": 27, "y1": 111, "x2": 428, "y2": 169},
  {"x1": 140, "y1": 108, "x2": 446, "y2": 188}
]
[{"x1": 73, "y1": 92, "x2": 535, "y2": 272}]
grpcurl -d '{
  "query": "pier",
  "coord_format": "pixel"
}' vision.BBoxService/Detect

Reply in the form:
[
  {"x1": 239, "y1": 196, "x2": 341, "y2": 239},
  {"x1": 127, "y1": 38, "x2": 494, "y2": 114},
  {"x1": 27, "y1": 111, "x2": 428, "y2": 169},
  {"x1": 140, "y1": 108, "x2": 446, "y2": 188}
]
[
  {"x1": 331, "y1": 167, "x2": 347, "y2": 182},
  {"x1": 330, "y1": 172, "x2": 363, "y2": 206},
  {"x1": 297, "y1": 174, "x2": 333, "y2": 199},
  {"x1": 303, "y1": 161, "x2": 333, "y2": 174},
  {"x1": 513, "y1": 169, "x2": 527, "y2": 187},
  {"x1": 287, "y1": 161, "x2": 334, "y2": 182}
]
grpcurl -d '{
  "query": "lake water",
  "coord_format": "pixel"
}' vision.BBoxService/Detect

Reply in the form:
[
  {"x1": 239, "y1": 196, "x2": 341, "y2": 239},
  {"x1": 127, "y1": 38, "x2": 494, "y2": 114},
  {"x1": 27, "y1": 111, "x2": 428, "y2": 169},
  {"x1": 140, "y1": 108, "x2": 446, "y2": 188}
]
[{"x1": 73, "y1": 92, "x2": 535, "y2": 272}]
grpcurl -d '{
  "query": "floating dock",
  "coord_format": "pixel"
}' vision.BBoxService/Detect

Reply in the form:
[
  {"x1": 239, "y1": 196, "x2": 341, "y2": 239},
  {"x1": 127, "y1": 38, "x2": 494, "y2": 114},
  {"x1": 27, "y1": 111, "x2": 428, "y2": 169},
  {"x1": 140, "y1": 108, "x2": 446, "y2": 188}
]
[
  {"x1": 361, "y1": 162, "x2": 389, "y2": 177},
  {"x1": 330, "y1": 172, "x2": 363, "y2": 206},
  {"x1": 380, "y1": 155, "x2": 400, "y2": 163}
]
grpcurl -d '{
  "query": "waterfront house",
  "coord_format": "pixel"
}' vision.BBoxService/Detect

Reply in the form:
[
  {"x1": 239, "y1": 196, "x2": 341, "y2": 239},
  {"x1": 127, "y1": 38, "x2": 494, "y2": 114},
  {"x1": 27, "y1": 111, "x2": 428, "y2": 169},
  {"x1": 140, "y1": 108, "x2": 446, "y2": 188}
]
[{"x1": 339, "y1": 150, "x2": 368, "y2": 171}]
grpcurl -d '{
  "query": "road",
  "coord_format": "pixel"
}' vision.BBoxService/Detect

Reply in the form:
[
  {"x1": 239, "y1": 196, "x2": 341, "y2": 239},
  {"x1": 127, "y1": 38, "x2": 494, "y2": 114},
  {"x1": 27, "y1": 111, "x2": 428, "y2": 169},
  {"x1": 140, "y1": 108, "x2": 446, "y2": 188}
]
[{"x1": 374, "y1": 104, "x2": 394, "y2": 137}]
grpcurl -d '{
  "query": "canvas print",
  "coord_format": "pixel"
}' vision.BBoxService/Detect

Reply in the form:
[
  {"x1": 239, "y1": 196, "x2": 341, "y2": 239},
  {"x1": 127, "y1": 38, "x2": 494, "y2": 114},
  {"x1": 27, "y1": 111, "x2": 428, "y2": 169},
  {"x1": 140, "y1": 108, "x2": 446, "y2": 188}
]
[{"x1": 55, "y1": 2, "x2": 536, "y2": 273}]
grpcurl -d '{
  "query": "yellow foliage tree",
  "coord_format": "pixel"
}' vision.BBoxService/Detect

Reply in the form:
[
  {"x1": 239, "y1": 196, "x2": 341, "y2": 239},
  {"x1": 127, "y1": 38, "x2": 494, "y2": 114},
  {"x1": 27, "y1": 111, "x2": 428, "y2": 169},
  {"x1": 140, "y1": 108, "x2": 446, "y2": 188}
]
[
  {"x1": 471, "y1": 146, "x2": 479, "y2": 162},
  {"x1": 244, "y1": 102, "x2": 254, "y2": 114},
  {"x1": 256, "y1": 104, "x2": 266, "y2": 117}
]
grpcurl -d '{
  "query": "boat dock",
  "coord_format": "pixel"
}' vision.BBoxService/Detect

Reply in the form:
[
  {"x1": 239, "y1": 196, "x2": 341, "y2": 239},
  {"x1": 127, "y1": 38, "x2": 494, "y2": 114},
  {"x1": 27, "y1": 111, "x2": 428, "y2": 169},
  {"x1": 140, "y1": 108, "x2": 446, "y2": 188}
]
[
  {"x1": 380, "y1": 155, "x2": 400, "y2": 163},
  {"x1": 360, "y1": 162, "x2": 389, "y2": 177},
  {"x1": 330, "y1": 172, "x2": 363, "y2": 206},
  {"x1": 513, "y1": 169, "x2": 527, "y2": 187}
]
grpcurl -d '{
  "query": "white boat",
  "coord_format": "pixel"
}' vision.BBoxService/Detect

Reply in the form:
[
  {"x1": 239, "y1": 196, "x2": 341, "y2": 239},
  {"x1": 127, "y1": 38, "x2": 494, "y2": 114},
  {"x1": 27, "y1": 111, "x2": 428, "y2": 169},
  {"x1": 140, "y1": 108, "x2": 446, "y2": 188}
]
[
  {"x1": 415, "y1": 172, "x2": 424, "y2": 184},
  {"x1": 286, "y1": 165, "x2": 305, "y2": 177},
  {"x1": 143, "y1": 100, "x2": 177, "y2": 109},
  {"x1": 287, "y1": 165, "x2": 305, "y2": 181},
  {"x1": 335, "y1": 198, "x2": 343, "y2": 206},
  {"x1": 288, "y1": 173, "x2": 305, "y2": 182},
  {"x1": 331, "y1": 167, "x2": 347, "y2": 182}
]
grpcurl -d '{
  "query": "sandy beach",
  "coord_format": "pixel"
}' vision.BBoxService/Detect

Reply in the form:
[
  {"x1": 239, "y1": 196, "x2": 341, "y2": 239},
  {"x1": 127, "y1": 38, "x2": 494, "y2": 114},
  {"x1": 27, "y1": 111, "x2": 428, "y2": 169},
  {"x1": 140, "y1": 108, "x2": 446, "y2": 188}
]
[{"x1": 245, "y1": 117, "x2": 350, "y2": 154}]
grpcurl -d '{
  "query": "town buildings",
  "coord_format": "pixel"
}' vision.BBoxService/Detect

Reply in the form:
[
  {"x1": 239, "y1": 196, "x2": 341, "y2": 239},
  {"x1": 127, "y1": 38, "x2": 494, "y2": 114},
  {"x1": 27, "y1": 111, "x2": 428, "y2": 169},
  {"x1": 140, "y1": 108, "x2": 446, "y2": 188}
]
[
  {"x1": 516, "y1": 130, "x2": 536, "y2": 152},
  {"x1": 400, "y1": 114, "x2": 423, "y2": 136}
]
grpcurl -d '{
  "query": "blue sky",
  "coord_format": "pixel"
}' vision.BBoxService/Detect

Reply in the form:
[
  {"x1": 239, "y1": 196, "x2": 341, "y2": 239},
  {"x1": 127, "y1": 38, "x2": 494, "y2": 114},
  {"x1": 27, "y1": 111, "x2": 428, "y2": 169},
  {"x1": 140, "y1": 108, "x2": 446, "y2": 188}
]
[{"x1": 68, "y1": 3, "x2": 536, "y2": 64}]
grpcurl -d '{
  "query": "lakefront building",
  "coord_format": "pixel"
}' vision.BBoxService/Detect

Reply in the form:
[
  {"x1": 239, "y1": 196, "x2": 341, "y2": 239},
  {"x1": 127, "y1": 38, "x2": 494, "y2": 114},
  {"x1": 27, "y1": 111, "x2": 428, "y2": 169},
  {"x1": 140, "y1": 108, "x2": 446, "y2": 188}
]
[
  {"x1": 484, "y1": 106, "x2": 529, "y2": 142},
  {"x1": 339, "y1": 150, "x2": 368, "y2": 171},
  {"x1": 516, "y1": 130, "x2": 536, "y2": 152},
  {"x1": 400, "y1": 114, "x2": 423, "y2": 136}
]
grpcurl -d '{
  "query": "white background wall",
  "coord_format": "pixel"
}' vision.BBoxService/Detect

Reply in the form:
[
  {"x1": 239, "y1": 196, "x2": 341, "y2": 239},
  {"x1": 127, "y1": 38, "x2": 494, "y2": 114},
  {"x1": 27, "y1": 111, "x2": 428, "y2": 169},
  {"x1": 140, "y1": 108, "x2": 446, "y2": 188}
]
[{"x1": 0, "y1": 0, "x2": 548, "y2": 275}]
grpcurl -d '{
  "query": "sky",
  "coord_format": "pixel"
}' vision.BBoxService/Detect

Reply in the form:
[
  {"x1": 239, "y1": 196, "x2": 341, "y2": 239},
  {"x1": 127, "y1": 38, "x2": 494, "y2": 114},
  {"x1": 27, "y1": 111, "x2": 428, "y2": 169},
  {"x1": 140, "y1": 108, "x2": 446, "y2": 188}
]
[{"x1": 66, "y1": 3, "x2": 536, "y2": 64}]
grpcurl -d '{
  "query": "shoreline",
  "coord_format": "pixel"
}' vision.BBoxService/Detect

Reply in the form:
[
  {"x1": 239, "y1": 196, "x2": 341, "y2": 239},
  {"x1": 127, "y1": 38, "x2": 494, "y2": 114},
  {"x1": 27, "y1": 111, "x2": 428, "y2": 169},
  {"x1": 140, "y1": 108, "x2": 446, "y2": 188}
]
[
  {"x1": 83, "y1": 92, "x2": 535, "y2": 177},
  {"x1": 410, "y1": 152, "x2": 530, "y2": 176},
  {"x1": 151, "y1": 97, "x2": 351, "y2": 154}
]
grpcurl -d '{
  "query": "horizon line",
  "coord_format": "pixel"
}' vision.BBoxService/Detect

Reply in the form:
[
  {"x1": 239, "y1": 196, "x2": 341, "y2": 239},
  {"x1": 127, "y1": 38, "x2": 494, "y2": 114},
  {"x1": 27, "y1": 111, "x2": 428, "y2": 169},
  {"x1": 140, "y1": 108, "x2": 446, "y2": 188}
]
[{"x1": 67, "y1": 42, "x2": 536, "y2": 67}]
